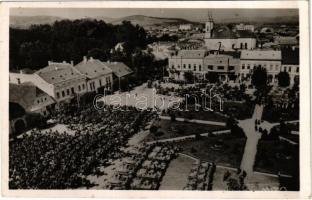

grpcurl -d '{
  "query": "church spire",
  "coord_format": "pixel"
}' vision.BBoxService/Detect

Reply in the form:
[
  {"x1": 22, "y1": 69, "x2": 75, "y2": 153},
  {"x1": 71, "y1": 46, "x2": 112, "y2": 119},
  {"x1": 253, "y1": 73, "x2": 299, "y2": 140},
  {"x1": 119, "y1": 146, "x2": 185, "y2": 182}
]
[{"x1": 205, "y1": 10, "x2": 214, "y2": 39}]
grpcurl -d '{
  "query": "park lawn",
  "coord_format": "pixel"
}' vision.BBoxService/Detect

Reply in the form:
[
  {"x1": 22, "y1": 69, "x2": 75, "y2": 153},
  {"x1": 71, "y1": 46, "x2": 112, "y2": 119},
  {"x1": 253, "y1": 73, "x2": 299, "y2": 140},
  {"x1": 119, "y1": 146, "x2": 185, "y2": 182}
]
[
  {"x1": 176, "y1": 135, "x2": 246, "y2": 168},
  {"x1": 254, "y1": 140, "x2": 299, "y2": 175},
  {"x1": 144, "y1": 119, "x2": 227, "y2": 142}
]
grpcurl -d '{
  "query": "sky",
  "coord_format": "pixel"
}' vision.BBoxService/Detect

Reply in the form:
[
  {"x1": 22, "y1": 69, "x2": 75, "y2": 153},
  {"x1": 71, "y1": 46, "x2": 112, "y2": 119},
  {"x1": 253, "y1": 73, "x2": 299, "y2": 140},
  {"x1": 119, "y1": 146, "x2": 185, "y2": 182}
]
[{"x1": 11, "y1": 8, "x2": 298, "y2": 22}]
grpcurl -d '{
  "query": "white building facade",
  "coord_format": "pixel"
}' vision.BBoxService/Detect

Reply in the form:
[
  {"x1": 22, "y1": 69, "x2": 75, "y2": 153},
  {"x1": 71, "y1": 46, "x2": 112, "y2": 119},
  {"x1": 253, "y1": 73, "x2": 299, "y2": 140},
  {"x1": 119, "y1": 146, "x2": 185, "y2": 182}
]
[{"x1": 239, "y1": 50, "x2": 282, "y2": 84}]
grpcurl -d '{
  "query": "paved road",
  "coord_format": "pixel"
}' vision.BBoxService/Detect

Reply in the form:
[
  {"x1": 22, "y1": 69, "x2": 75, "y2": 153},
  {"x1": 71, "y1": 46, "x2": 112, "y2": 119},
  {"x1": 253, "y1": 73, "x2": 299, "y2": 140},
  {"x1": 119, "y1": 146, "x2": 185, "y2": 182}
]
[
  {"x1": 159, "y1": 115, "x2": 226, "y2": 126},
  {"x1": 146, "y1": 129, "x2": 230, "y2": 144},
  {"x1": 239, "y1": 104, "x2": 263, "y2": 177}
]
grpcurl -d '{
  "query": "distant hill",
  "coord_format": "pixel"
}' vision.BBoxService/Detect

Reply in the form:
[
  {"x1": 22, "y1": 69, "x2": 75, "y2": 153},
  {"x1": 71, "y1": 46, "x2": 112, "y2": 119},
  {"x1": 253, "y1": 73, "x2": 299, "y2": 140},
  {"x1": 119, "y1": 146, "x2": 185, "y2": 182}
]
[
  {"x1": 10, "y1": 14, "x2": 298, "y2": 29},
  {"x1": 107, "y1": 15, "x2": 198, "y2": 27},
  {"x1": 10, "y1": 16, "x2": 64, "y2": 29},
  {"x1": 10, "y1": 14, "x2": 197, "y2": 29}
]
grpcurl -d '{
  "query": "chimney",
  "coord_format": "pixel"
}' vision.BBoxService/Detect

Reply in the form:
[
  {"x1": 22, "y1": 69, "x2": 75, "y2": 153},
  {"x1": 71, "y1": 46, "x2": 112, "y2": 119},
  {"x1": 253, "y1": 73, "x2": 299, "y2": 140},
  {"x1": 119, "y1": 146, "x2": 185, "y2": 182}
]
[
  {"x1": 292, "y1": 46, "x2": 295, "y2": 51},
  {"x1": 83, "y1": 56, "x2": 87, "y2": 63},
  {"x1": 90, "y1": 57, "x2": 94, "y2": 62},
  {"x1": 48, "y1": 61, "x2": 52, "y2": 65},
  {"x1": 70, "y1": 60, "x2": 74, "y2": 66},
  {"x1": 55, "y1": 66, "x2": 58, "y2": 71},
  {"x1": 107, "y1": 60, "x2": 110, "y2": 64}
]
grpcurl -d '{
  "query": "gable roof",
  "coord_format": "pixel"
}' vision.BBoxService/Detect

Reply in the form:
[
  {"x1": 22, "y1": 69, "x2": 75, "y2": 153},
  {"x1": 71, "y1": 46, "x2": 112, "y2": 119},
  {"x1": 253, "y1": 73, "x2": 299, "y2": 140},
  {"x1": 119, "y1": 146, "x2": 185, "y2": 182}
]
[
  {"x1": 173, "y1": 49, "x2": 207, "y2": 59},
  {"x1": 9, "y1": 82, "x2": 54, "y2": 111},
  {"x1": 74, "y1": 58, "x2": 113, "y2": 79},
  {"x1": 35, "y1": 62, "x2": 84, "y2": 84},
  {"x1": 102, "y1": 62, "x2": 133, "y2": 78},
  {"x1": 241, "y1": 50, "x2": 282, "y2": 61}
]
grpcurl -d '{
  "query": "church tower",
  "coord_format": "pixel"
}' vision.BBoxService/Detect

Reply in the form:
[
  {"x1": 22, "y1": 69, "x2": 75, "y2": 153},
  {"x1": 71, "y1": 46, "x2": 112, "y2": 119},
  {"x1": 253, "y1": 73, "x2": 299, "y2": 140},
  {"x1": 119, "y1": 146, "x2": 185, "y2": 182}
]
[{"x1": 205, "y1": 11, "x2": 214, "y2": 39}]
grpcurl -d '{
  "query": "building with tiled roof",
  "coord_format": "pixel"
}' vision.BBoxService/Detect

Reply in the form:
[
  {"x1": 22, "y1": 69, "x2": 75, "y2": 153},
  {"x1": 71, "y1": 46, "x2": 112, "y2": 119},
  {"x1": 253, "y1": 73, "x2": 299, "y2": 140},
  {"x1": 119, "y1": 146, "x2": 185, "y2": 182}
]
[
  {"x1": 9, "y1": 82, "x2": 55, "y2": 116},
  {"x1": 34, "y1": 61, "x2": 87, "y2": 101},
  {"x1": 75, "y1": 57, "x2": 113, "y2": 92},
  {"x1": 239, "y1": 49, "x2": 282, "y2": 84},
  {"x1": 204, "y1": 15, "x2": 256, "y2": 51},
  {"x1": 101, "y1": 61, "x2": 133, "y2": 91},
  {"x1": 102, "y1": 61, "x2": 133, "y2": 78},
  {"x1": 168, "y1": 49, "x2": 239, "y2": 82}
]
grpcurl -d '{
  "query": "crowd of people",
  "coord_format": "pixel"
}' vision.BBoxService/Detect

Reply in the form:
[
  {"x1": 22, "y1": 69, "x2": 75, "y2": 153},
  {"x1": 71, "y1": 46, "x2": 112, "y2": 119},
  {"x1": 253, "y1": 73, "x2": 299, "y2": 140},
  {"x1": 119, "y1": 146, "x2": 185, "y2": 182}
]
[
  {"x1": 107, "y1": 143, "x2": 180, "y2": 190},
  {"x1": 184, "y1": 160, "x2": 216, "y2": 190},
  {"x1": 9, "y1": 104, "x2": 156, "y2": 189}
]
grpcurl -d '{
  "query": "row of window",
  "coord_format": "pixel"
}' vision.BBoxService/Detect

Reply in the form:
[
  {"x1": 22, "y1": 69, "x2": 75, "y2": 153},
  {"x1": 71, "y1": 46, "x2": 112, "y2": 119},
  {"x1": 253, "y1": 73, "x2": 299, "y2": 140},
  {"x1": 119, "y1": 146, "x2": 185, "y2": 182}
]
[
  {"x1": 56, "y1": 83, "x2": 86, "y2": 99},
  {"x1": 283, "y1": 66, "x2": 299, "y2": 73},
  {"x1": 171, "y1": 64, "x2": 202, "y2": 71},
  {"x1": 37, "y1": 97, "x2": 48, "y2": 104},
  {"x1": 242, "y1": 64, "x2": 280, "y2": 71}
]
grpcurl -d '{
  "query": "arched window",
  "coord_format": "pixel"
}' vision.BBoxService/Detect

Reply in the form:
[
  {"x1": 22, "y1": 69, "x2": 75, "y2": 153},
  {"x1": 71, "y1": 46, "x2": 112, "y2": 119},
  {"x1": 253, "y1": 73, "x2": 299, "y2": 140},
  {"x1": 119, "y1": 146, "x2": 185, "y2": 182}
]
[
  {"x1": 240, "y1": 43, "x2": 243, "y2": 49},
  {"x1": 245, "y1": 43, "x2": 248, "y2": 49}
]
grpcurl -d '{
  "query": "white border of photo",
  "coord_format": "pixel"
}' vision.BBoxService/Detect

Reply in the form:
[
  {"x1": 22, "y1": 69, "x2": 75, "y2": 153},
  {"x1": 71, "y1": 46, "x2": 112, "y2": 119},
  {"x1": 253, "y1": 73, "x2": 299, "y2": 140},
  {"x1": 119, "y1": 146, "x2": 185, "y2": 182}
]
[{"x1": 0, "y1": 1, "x2": 310, "y2": 199}]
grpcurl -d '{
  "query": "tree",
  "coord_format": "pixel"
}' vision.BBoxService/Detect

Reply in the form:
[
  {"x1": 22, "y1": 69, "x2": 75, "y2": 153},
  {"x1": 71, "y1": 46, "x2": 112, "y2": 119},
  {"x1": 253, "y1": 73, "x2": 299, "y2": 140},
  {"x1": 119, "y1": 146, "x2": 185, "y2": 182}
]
[
  {"x1": 87, "y1": 48, "x2": 109, "y2": 61},
  {"x1": 206, "y1": 72, "x2": 219, "y2": 83},
  {"x1": 251, "y1": 66, "x2": 267, "y2": 89},
  {"x1": 149, "y1": 125, "x2": 158, "y2": 134},
  {"x1": 277, "y1": 71, "x2": 290, "y2": 87},
  {"x1": 183, "y1": 71, "x2": 194, "y2": 83}
]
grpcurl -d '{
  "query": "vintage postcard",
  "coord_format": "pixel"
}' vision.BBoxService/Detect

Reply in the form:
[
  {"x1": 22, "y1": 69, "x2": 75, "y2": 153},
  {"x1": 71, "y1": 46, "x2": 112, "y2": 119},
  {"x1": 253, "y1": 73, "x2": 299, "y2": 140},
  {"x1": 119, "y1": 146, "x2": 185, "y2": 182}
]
[{"x1": 0, "y1": 1, "x2": 310, "y2": 199}]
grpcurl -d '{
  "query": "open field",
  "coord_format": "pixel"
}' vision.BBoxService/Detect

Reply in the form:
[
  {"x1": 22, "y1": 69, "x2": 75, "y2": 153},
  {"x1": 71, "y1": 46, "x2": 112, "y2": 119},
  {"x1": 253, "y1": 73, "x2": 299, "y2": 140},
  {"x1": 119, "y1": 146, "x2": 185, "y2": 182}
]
[
  {"x1": 175, "y1": 135, "x2": 246, "y2": 168},
  {"x1": 144, "y1": 119, "x2": 226, "y2": 142}
]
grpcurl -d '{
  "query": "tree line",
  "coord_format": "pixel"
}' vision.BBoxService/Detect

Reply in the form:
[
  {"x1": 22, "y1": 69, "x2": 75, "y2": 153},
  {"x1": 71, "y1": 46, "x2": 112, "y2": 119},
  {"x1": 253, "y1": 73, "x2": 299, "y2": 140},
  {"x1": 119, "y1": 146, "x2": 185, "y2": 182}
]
[{"x1": 10, "y1": 19, "x2": 167, "y2": 82}]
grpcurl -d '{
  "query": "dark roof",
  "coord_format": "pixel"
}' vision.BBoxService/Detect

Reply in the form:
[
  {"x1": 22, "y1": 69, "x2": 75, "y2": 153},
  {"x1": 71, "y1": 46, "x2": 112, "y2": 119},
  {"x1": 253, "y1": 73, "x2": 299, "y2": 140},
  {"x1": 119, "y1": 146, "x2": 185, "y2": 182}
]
[
  {"x1": 9, "y1": 82, "x2": 48, "y2": 111},
  {"x1": 281, "y1": 47, "x2": 299, "y2": 65},
  {"x1": 211, "y1": 25, "x2": 255, "y2": 39},
  {"x1": 102, "y1": 62, "x2": 133, "y2": 78},
  {"x1": 236, "y1": 30, "x2": 256, "y2": 38},
  {"x1": 211, "y1": 26, "x2": 237, "y2": 39},
  {"x1": 219, "y1": 51, "x2": 241, "y2": 59}
]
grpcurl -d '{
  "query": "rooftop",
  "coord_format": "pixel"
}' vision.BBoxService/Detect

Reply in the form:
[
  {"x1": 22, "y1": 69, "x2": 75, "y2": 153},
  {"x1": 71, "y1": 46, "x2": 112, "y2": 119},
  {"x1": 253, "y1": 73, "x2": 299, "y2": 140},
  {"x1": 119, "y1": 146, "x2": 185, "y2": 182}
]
[
  {"x1": 173, "y1": 49, "x2": 207, "y2": 59},
  {"x1": 240, "y1": 50, "x2": 282, "y2": 60},
  {"x1": 35, "y1": 62, "x2": 84, "y2": 84},
  {"x1": 102, "y1": 61, "x2": 133, "y2": 78},
  {"x1": 210, "y1": 25, "x2": 255, "y2": 39},
  {"x1": 9, "y1": 82, "x2": 53, "y2": 111},
  {"x1": 74, "y1": 57, "x2": 113, "y2": 79}
]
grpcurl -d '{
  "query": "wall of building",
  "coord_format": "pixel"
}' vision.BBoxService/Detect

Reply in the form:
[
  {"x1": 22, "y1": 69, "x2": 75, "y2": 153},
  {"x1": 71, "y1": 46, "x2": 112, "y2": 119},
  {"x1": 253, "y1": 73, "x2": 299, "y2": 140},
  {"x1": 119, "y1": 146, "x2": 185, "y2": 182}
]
[
  {"x1": 54, "y1": 77, "x2": 86, "y2": 102},
  {"x1": 239, "y1": 60, "x2": 281, "y2": 83},
  {"x1": 168, "y1": 57, "x2": 205, "y2": 80},
  {"x1": 9, "y1": 73, "x2": 36, "y2": 84},
  {"x1": 86, "y1": 73, "x2": 113, "y2": 92}
]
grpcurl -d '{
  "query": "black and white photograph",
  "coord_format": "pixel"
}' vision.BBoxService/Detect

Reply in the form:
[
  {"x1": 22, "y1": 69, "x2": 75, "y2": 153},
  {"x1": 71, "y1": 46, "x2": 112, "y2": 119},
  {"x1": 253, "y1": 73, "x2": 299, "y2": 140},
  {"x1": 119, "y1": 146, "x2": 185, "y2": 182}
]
[{"x1": 1, "y1": 1, "x2": 311, "y2": 198}]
